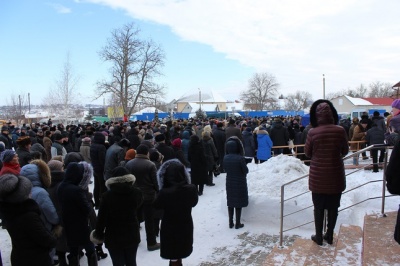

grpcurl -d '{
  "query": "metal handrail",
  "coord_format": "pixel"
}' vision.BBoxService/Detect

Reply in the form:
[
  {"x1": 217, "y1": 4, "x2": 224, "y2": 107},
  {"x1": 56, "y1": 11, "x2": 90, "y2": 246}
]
[{"x1": 279, "y1": 144, "x2": 392, "y2": 247}]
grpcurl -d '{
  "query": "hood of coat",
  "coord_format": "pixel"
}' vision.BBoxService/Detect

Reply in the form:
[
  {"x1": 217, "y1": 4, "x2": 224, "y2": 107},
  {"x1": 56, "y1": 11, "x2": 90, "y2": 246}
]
[
  {"x1": 64, "y1": 161, "x2": 93, "y2": 190},
  {"x1": 105, "y1": 174, "x2": 136, "y2": 190},
  {"x1": 20, "y1": 159, "x2": 51, "y2": 188},
  {"x1": 157, "y1": 159, "x2": 190, "y2": 189},
  {"x1": 182, "y1": 130, "x2": 190, "y2": 140},
  {"x1": 225, "y1": 136, "x2": 244, "y2": 156},
  {"x1": 309, "y1": 99, "x2": 339, "y2": 128}
]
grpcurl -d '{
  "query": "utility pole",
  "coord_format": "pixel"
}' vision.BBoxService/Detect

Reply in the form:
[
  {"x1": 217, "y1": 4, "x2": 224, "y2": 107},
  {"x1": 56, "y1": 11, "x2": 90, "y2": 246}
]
[
  {"x1": 28, "y1": 93, "x2": 31, "y2": 112},
  {"x1": 323, "y1": 74, "x2": 326, "y2": 99}
]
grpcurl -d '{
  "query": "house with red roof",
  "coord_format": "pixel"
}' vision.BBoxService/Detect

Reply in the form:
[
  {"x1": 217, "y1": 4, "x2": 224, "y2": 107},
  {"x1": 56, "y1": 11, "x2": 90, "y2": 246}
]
[{"x1": 330, "y1": 95, "x2": 393, "y2": 119}]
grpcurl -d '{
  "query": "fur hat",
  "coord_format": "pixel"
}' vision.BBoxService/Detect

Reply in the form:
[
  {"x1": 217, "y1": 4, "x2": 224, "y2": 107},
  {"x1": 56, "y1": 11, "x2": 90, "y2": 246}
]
[
  {"x1": 155, "y1": 134, "x2": 166, "y2": 142},
  {"x1": 136, "y1": 144, "x2": 149, "y2": 155},
  {"x1": 48, "y1": 160, "x2": 64, "y2": 172},
  {"x1": 0, "y1": 149, "x2": 16, "y2": 163},
  {"x1": 124, "y1": 149, "x2": 136, "y2": 160},
  {"x1": 0, "y1": 174, "x2": 32, "y2": 203},
  {"x1": 16, "y1": 136, "x2": 31, "y2": 147},
  {"x1": 392, "y1": 99, "x2": 400, "y2": 110}
]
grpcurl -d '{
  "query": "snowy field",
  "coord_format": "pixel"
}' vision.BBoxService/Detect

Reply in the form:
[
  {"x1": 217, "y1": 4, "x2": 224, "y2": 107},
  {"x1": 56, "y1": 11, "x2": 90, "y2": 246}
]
[{"x1": 1, "y1": 154, "x2": 398, "y2": 266}]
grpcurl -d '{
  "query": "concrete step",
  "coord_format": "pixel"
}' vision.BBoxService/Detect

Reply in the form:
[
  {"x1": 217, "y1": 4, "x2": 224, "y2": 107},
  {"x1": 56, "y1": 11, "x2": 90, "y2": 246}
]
[
  {"x1": 263, "y1": 244, "x2": 291, "y2": 266},
  {"x1": 281, "y1": 238, "x2": 313, "y2": 266},
  {"x1": 303, "y1": 236, "x2": 337, "y2": 266},
  {"x1": 332, "y1": 224, "x2": 363, "y2": 265},
  {"x1": 362, "y1": 211, "x2": 400, "y2": 266}
]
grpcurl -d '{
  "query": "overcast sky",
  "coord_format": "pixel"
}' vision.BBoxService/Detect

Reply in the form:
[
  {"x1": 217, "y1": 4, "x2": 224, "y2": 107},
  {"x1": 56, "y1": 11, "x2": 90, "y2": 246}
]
[{"x1": 1, "y1": 0, "x2": 400, "y2": 106}]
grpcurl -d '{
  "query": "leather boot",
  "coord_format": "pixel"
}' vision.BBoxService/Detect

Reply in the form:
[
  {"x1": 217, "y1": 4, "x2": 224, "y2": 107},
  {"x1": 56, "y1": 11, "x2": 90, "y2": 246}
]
[
  {"x1": 87, "y1": 252, "x2": 98, "y2": 266},
  {"x1": 373, "y1": 163, "x2": 379, "y2": 172},
  {"x1": 169, "y1": 259, "x2": 183, "y2": 266},
  {"x1": 228, "y1": 207, "x2": 234, "y2": 228},
  {"x1": 323, "y1": 209, "x2": 338, "y2": 244},
  {"x1": 311, "y1": 209, "x2": 324, "y2": 245},
  {"x1": 235, "y1": 208, "x2": 244, "y2": 229}
]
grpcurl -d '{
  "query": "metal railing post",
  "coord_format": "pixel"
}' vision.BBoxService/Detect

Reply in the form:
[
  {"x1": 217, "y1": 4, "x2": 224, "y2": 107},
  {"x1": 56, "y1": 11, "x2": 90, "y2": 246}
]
[
  {"x1": 279, "y1": 185, "x2": 284, "y2": 247},
  {"x1": 381, "y1": 146, "x2": 389, "y2": 215}
]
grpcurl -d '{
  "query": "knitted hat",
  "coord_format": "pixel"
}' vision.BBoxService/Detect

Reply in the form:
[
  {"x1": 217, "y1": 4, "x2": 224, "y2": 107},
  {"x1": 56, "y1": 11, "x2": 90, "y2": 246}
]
[
  {"x1": 155, "y1": 134, "x2": 166, "y2": 142},
  {"x1": 0, "y1": 149, "x2": 16, "y2": 163},
  {"x1": 172, "y1": 138, "x2": 182, "y2": 148},
  {"x1": 392, "y1": 99, "x2": 400, "y2": 110},
  {"x1": 0, "y1": 174, "x2": 32, "y2": 203},
  {"x1": 48, "y1": 160, "x2": 64, "y2": 172},
  {"x1": 124, "y1": 149, "x2": 136, "y2": 160}
]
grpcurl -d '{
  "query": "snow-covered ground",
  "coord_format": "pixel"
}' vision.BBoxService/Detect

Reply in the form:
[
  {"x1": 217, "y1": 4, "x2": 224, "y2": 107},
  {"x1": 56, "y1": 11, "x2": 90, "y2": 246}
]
[{"x1": 1, "y1": 154, "x2": 398, "y2": 265}]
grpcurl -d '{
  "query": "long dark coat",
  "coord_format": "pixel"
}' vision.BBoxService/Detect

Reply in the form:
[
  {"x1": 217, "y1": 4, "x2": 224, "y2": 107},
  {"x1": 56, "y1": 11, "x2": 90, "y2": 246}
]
[
  {"x1": 188, "y1": 136, "x2": 208, "y2": 185},
  {"x1": 212, "y1": 127, "x2": 226, "y2": 162},
  {"x1": 57, "y1": 163, "x2": 92, "y2": 247},
  {"x1": 0, "y1": 199, "x2": 56, "y2": 266},
  {"x1": 223, "y1": 138, "x2": 249, "y2": 208},
  {"x1": 94, "y1": 173, "x2": 143, "y2": 249},
  {"x1": 202, "y1": 135, "x2": 218, "y2": 171},
  {"x1": 48, "y1": 170, "x2": 69, "y2": 253},
  {"x1": 154, "y1": 159, "x2": 198, "y2": 260}
]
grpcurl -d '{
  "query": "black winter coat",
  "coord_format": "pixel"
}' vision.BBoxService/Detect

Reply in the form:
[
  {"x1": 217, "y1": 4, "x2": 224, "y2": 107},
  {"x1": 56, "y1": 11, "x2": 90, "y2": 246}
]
[
  {"x1": 57, "y1": 172, "x2": 92, "y2": 246},
  {"x1": 188, "y1": 139, "x2": 208, "y2": 185},
  {"x1": 104, "y1": 143, "x2": 125, "y2": 180},
  {"x1": 0, "y1": 199, "x2": 56, "y2": 266},
  {"x1": 366, "y1": 126, "x2": 385, "y2": 145},
  {"x1": 156, "y1": 142, "x2": 176, "y2": 162},
  {"x1": 154, "y1": 184, "x2": 198, "y2": 259},
  {"x1": 223, "y1": 139, "x2": 249, "y2": 208},
  {"x1": 212, "y1": 127, "x2": 226, "y2": 165},
  {"x1": 270, "y1": 122, "x2": 289, "y2": 146},
  {"x1": 95, "y1": 174, "x2": 144, "y2": 249},
  {"x1": 126, "y1": 129, "x2": 141, "y2": 149},
  {"x1": 202, "y1": 136, "x2": 218, "y2": 171},
  {"x1": 242, "y1": 130, "x2": 256, "y2": 157},
  {"x1": 48, "y1": 170, "x2": 69, "y2": 253},
  {"x1": 125, "y1": 155, "x2": 159, "y2": 202},
  {"x1": 90, "y1": 141, "x2": 106, "y2": 179}
]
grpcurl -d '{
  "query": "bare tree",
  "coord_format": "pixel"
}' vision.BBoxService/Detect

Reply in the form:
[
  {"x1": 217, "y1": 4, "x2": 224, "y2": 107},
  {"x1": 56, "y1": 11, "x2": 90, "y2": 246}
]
[
  {"x1": 4, "y1": 94, "x2": 29, "y2": 124},
  {"x1": 43, "y1": 52, "x2": 81, "y2": 124},
  {"x1": 240, "y1": 72, "x2": 279, "y2": 110},
  {"x1": 285, "y1": 91, "x2": 313, "y2": 111},
  {"x1": 96, "y1": 23, "x2": 166, "y2": 118},
  {"x1": 368, "y1": 81, "x2": 393, "y2": 97},
  {"x1": 353, "y1": 84, "x2": 368, "y2": 98}
]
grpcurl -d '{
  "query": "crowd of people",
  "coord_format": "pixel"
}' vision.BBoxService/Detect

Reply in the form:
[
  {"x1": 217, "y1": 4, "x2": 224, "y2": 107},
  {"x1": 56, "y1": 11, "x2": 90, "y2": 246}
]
[{"x1": 0, "y1": 98, "x2": 400, "y2": 265}]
